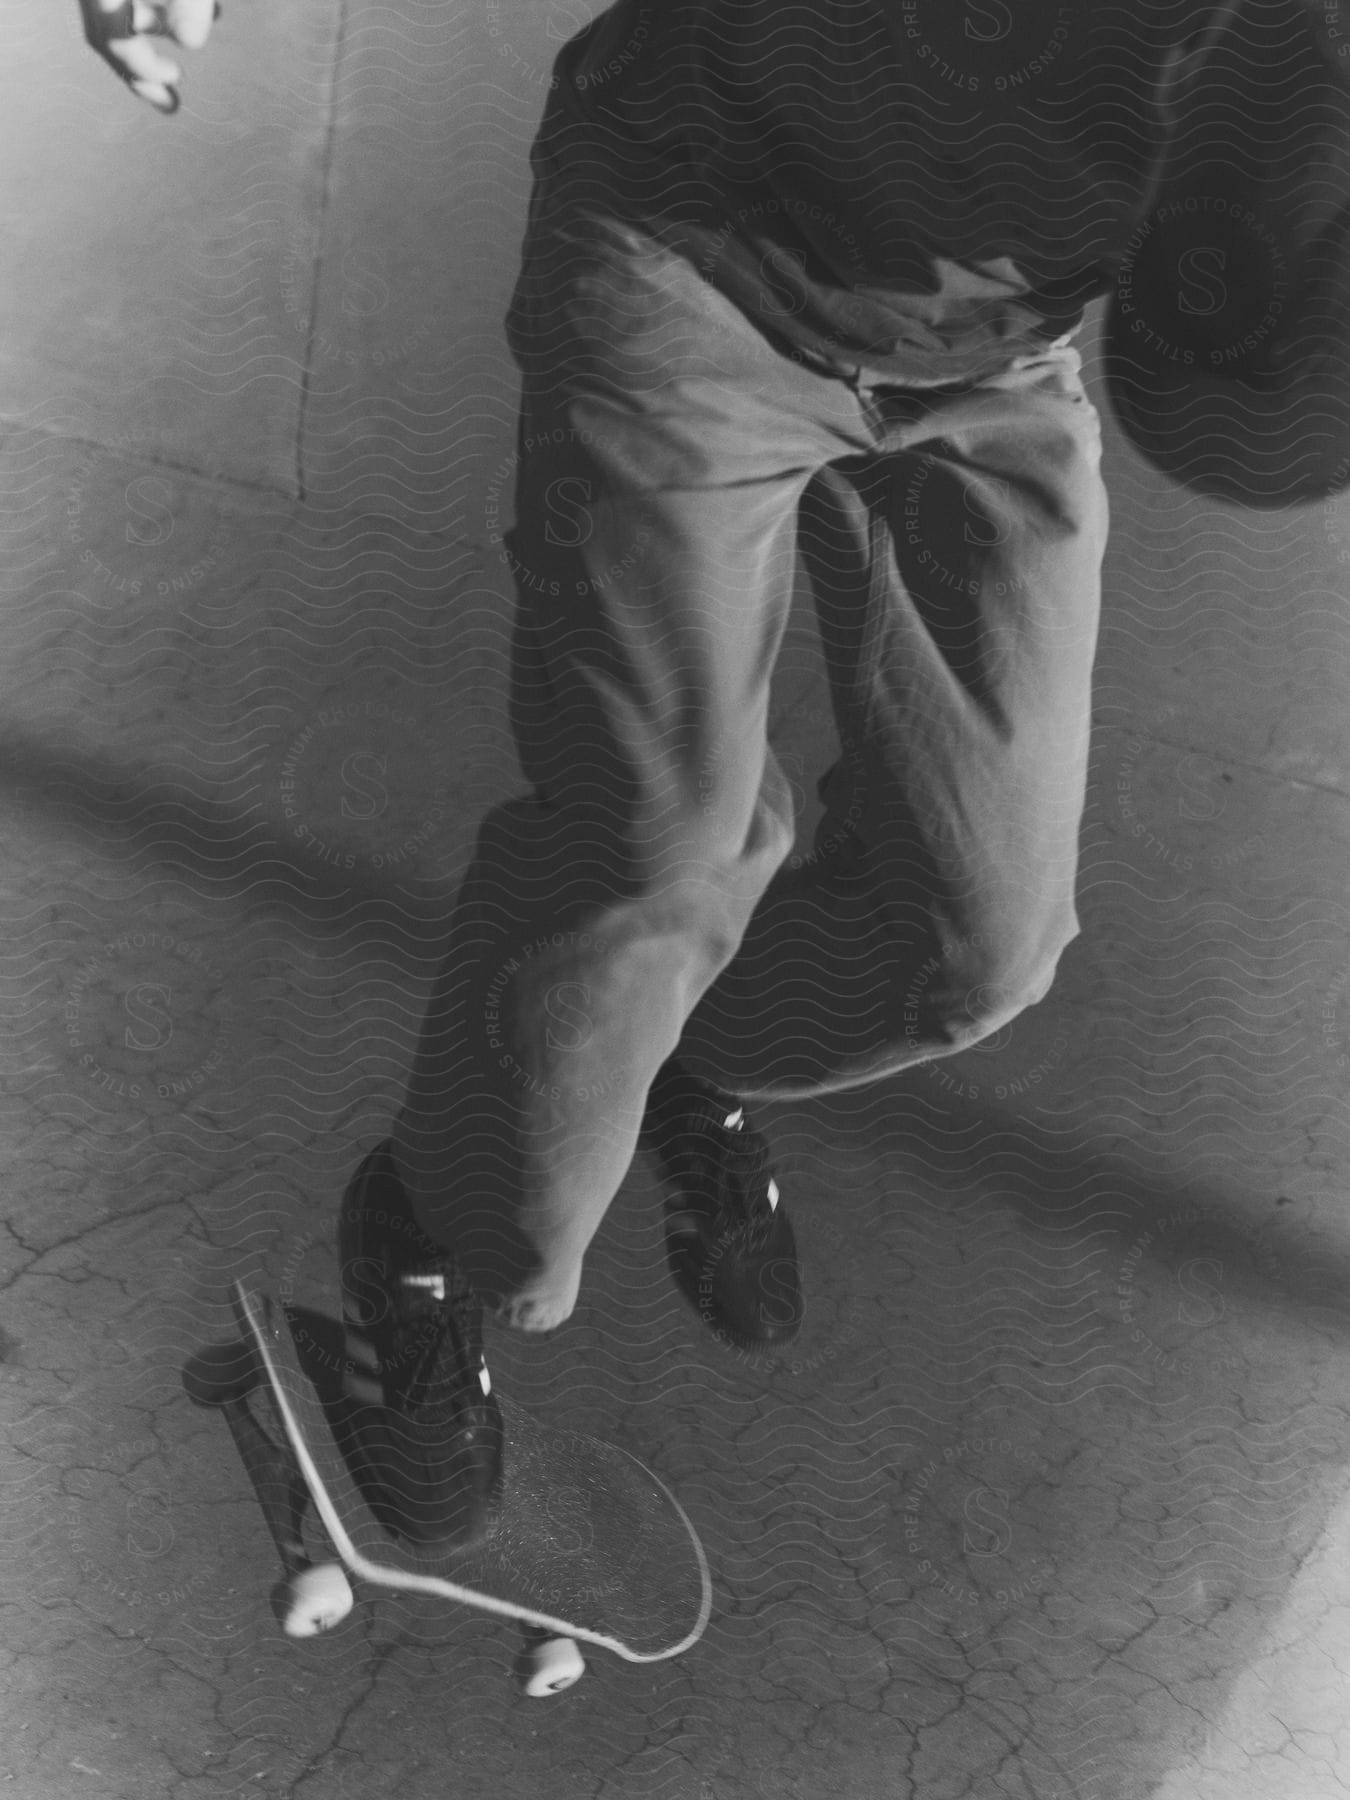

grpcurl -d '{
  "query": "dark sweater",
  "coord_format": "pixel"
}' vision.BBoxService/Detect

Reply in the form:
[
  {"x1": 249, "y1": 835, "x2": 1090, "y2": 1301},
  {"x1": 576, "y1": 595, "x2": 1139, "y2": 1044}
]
[{"x1": 537, "y1": 1, "x2": 1350, "y2": 388}]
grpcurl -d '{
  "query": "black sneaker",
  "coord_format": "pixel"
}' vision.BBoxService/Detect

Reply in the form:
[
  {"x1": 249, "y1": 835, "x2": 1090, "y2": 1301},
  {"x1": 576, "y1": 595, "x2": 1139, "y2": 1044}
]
[
  {"x1": 337, "y1": 1140, "x2": 504, "y2": 1549},
  {"x1": 641, "y1": 1060, "x2": 803, "y2": 1350}
]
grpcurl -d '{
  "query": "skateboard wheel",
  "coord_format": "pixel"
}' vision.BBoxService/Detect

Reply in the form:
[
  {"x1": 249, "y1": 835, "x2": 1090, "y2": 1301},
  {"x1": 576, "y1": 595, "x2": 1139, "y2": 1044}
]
[
  {"x1": 522, "y1": 1635, "x2": 585, "y2": 1696},
  {"x1": 276, "y1": 1562, "x2": 354, "y2": 1637},
  {"x1": 182, "y1": 1340, "x2": 261, "y2": 1405}
]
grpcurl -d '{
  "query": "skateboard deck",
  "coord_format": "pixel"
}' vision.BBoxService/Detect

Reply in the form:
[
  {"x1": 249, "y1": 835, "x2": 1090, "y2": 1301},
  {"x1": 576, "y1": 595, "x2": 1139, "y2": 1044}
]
[{"x1": 193, "y1": 1280, "x2": 711, "y2": 1672}]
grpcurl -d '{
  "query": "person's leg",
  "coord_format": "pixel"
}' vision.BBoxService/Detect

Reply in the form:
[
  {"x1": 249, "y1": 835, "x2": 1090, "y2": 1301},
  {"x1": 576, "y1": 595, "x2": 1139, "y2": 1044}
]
[
  {"x1": 389, "y1": 183, "x2": 874, "y2": 1332},
  {"x1": 672, "y1": 337, "x2": 1109, "y2": 1097}
]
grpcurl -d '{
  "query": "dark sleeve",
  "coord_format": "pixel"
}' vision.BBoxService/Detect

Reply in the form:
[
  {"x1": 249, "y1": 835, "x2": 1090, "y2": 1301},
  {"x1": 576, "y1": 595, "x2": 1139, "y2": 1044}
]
[{"x1": 1103, "y1": 0, "x2": 1350, "y2": 506}]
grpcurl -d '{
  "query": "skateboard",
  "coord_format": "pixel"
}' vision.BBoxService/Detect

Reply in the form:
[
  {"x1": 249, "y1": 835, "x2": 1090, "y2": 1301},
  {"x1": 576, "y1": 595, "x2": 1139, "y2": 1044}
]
[{"x1": 182, "y1": 1280, "x2": 710, "y2": 1695}]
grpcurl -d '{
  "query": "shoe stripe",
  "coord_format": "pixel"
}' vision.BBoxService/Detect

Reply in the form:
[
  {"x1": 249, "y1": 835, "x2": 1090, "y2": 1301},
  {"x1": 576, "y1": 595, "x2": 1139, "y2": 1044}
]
[{"x1": 401, "y1": 1273, "x2": 447, "y2": 1301}]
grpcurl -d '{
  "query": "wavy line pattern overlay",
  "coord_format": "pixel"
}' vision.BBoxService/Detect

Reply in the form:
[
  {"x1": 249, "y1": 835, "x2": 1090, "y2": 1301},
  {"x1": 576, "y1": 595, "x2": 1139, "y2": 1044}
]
[{"x1": 3, "y1": 3, "x2": 1350, "y2": 1798}]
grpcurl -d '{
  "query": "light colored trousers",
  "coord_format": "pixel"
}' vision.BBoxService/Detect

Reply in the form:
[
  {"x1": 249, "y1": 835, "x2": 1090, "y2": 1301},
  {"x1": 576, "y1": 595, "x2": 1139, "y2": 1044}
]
[{"x1": 391, "y1": 137, "x2": 1109, "y2": 1331}]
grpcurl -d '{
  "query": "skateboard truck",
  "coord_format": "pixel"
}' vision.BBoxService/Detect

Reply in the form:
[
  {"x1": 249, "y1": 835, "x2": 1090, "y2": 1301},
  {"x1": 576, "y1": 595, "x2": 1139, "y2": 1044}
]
[{"x1": 181, "y1": 1339, "x2": 356, "y2": 1637}]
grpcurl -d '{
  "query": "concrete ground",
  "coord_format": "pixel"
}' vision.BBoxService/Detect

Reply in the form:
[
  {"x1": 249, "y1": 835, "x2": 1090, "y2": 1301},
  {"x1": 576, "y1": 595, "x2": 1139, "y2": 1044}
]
[{"x1": 5, "y1": 2, "x2": 1350, "y2": 1796}]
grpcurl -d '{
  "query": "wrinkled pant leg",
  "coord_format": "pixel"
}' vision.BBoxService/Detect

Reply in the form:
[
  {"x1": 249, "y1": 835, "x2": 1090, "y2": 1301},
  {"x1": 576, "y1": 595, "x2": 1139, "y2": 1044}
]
[
  {"x1": 673, "y1": 338, "x2": 1109, "y2": 1098},
  {"x1": 391, "y1": 195, "x2": 871, "y2": 1322}
]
